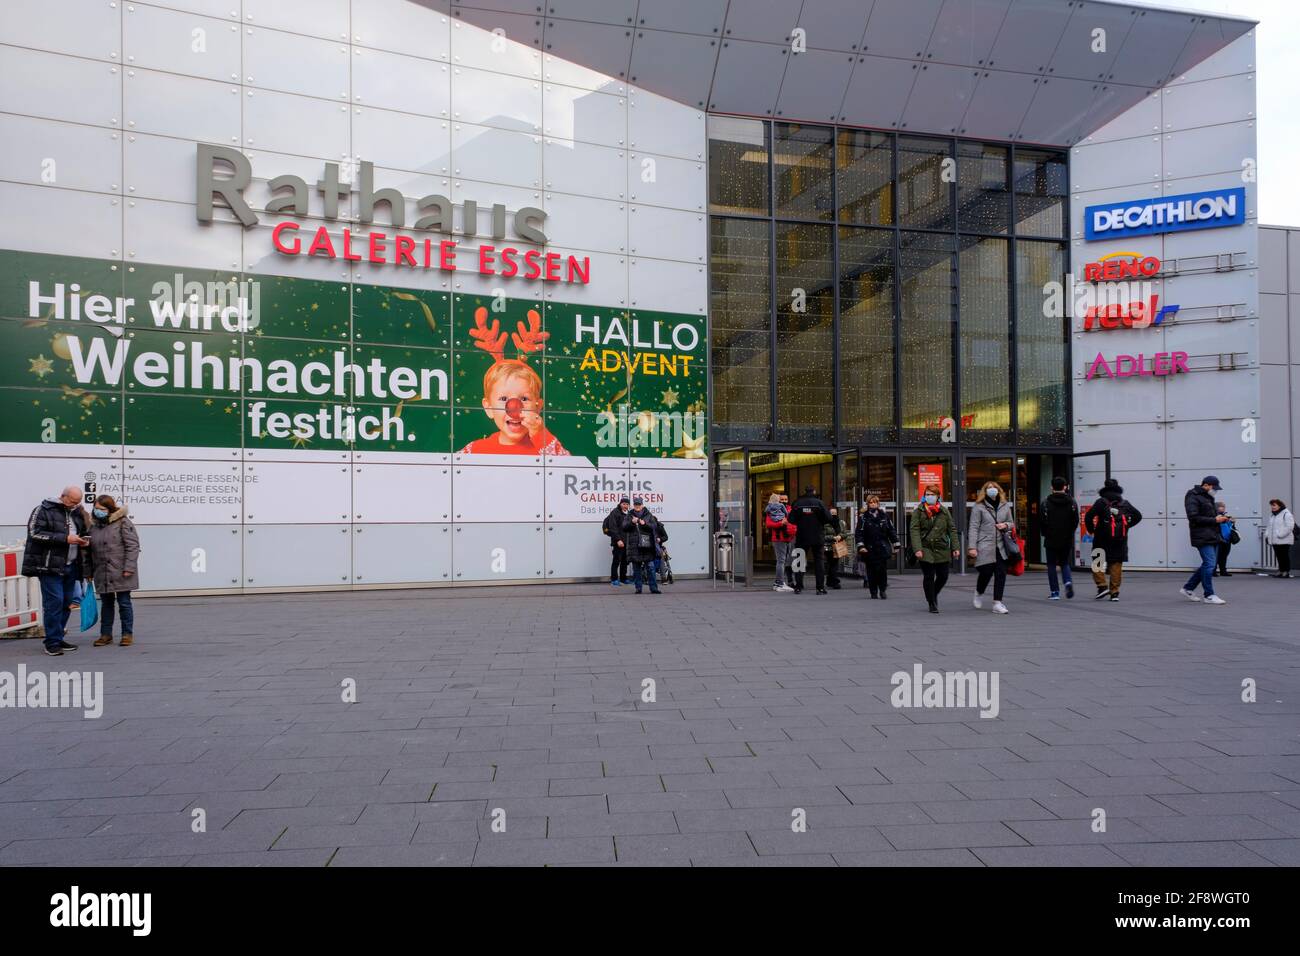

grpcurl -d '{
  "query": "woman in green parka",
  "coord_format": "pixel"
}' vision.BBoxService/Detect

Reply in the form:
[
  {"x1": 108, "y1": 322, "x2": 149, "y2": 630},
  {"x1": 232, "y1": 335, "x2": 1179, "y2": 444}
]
[{"x1": 909, "y1": 484, "x2": 960, "y2": 614}]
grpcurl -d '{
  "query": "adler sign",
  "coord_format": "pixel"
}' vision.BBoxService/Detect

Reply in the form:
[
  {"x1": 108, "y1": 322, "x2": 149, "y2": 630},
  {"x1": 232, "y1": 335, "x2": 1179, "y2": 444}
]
[{"x1": 194, "y1": 144, "x2": 591, "y2": 284}]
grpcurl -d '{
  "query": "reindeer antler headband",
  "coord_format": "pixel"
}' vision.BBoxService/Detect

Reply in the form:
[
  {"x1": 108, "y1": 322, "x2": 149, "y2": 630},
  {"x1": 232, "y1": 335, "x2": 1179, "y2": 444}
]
[{"x1": 469, "y1": 306, "x2": 548, "y2": 364}]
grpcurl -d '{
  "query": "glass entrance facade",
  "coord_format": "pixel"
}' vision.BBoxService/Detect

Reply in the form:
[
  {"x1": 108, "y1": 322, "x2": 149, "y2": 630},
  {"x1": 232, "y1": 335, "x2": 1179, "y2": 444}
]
[
  {"x1": 708, "y1": 117, "x2": 1071, "y2": 574},
  {"x1": 709, "y1": 117, "x2": 1069, "y2": 448}
]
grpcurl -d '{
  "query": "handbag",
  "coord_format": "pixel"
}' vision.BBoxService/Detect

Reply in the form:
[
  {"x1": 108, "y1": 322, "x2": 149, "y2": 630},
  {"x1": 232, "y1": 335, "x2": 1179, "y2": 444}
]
[
  {"x1": 831, "y1": 538, "x2": 850, "y2": 559},
  {"x1": 1003, "y1": 528, "x2": 1026, "y2": 576},
  {"x1": 633, "y1": 531, "x2": 653, "y2": 550},
  {"x1": 1228, "y1": 527, "x2": 1241, "y2": 546},
  {"x1": 80, "y1": 583, "x2": 99, "y2": 631}
]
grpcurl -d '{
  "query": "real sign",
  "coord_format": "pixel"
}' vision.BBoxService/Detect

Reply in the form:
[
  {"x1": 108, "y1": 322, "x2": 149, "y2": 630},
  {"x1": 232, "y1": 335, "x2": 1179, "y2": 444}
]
[{"x1": 1084, "y1": 187, "x2": 1246, "y2": 240}]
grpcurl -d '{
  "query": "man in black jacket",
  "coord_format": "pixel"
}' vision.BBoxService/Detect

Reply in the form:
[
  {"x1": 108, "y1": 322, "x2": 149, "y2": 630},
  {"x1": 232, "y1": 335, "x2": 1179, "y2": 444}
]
[
  {"x1": 1084, "y1": 478, "x2": 1141, "y2": 602},
  {"x1": 1040, "y1": 476, "x2": 1079, "y2": 600},
  {"x1": 1181, "y1": 476, "x2": 1229, "y2": 605},
  {"x1": 602, "y1": 497, "x2": 631, "y2": 586},
  {"x1": 788, "y1": 486, "x2": 831, "y2": 595},
  {"x1": 22, "y1": 486, "x2": 91, "y2": 657}
]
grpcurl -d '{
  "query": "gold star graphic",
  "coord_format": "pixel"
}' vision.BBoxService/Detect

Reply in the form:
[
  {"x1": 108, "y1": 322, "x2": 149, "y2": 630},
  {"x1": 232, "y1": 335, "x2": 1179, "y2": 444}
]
[
  {"x1": 29, "y1": 354, "x2": 54, "y2": 378},
  {"x1": 672, "y1": 434, "x2": 706, "y2": 459},
  {"x1": 661, "y1": 388, "x2": 679, "y2": 408}
]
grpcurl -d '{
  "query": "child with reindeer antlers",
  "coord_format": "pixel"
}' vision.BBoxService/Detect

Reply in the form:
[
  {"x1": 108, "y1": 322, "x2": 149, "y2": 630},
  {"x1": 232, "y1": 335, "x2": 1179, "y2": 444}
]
[{"x1": 458, "y1": 306, "x2": 570, "y2": 456}]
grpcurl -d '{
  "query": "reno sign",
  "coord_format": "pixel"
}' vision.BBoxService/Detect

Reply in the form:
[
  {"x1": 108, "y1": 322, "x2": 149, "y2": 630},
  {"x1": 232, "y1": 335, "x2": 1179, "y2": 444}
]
[{"x1": 1084, "y1": 187, "x2": 1246, "y2": 240}]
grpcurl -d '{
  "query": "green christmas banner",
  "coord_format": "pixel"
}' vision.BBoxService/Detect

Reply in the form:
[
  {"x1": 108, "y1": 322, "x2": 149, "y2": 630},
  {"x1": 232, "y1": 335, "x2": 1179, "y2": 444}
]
[{"x1": 0, "y1": 249, "x2": 707, "y2": 461}]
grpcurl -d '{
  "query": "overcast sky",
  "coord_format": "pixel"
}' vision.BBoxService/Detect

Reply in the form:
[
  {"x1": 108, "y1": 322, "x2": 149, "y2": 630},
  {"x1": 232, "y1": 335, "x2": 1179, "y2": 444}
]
[{"x1": 1130, "y1": 0, "x2": 1295, "y2": 225}]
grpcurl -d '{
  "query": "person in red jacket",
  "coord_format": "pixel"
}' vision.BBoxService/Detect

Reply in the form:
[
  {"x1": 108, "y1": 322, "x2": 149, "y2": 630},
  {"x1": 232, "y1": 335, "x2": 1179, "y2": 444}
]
[{"x1": 764, "y1": 493, "x2": 796, "y2": 592}]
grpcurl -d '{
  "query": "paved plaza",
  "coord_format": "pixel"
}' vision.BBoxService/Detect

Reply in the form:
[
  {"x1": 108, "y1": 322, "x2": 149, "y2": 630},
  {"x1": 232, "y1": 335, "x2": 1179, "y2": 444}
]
[{"x1": 1, "y1": 570, "x2": 1298, "y2": 867}]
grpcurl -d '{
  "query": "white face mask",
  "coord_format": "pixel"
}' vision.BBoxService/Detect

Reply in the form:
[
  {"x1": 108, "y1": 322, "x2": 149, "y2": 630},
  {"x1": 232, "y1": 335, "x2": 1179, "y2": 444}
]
[
  {"x1": 985, "y1": 489, "x2": 999, "y2": 501},
  {"x1": 923, "y1": 494, "x2": 937, "y2": 505}
]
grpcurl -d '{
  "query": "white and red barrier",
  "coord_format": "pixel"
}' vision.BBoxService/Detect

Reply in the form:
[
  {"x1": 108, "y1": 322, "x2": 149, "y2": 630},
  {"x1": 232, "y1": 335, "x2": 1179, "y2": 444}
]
[{"x1": 1, "y1": 545, "x2": 42, "y2": 636}]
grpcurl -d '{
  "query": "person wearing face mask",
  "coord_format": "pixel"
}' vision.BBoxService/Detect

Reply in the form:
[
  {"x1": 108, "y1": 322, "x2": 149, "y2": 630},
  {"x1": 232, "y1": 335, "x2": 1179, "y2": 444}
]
[
  {"x1": 86, "y1": 495, "x2": 140, "y2": 646},
  {"x1": 1181, "y1": 476, "x2": 1228, "y2": 605},
  {"x1": 1266, "y1": 498, "x2": 1295, "y2": 578},
  {"x1": 909, "y1": 484, "x2": 959, "y2": 614},
  {"x1": 967, "y1": 481, "x2": 1015, "y2": 614},
  {"x1": 822, "y1": 506, "x2": 845, "y2": 590},
  {"x1": 1213, "y1": 500, "x2": 1237, "y2": 577},
  {"x1": 855, "y1": 495, "x2": 898, "y2": 599}
]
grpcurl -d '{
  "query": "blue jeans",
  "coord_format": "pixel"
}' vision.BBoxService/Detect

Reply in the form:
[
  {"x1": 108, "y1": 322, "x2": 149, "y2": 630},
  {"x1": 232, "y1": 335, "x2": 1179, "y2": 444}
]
[
  {"x1": 1045, "y1": 544, "x2": 1073, "y2": 594},
  {"x1": 631, "y1": 561, "x2": 660, "y2": 593},
  {"x1": 101, "y1": 591, "x2": 134, "y2": 637},
  {"x1": 38, "y1": 563, "x2": 80, "y2": 650},
  {"x1": 1184, "y1": 544, "x2": 1218, "y2": 596}
]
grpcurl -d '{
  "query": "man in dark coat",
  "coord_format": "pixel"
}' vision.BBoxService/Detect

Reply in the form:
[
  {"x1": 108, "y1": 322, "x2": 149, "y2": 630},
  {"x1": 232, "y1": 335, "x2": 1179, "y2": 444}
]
[
  {"x1": 1040, "y1": 476, "x2": 1079, "y2": 600},
  {"x1": 855, "y1": 495, "x2": 897, "y2": 599},
  {"x1": 22, "y1": 485, "x2": 91, "y2": 656},
  {"x1": 1181, "y1": 476, "x2": 1229, "y2": 605},
  {"x1": 1084, "y1": 478, "x2": 1141, "y2": 602},
  {"x1": 622, "y1": 497, "x2": 662, "y2": 595},
  {"x1": 788, "y1": 486, "x2": 831, "y2": 595},
  {"x1": 602, "y1": 497, "x2": 631, "y2": 586}
]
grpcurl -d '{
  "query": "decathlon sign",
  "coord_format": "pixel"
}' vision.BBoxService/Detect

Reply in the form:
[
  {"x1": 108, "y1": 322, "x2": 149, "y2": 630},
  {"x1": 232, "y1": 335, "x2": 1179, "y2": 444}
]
[{"x1": 1084, "y1": 187, "x2": 1246, "y2": 240}]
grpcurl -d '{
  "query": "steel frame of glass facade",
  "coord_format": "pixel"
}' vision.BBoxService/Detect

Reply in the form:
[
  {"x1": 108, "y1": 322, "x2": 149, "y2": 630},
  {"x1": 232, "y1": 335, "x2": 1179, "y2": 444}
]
[{"x1": 706, "y1": 117, "x2": 1071, "y2": 457}]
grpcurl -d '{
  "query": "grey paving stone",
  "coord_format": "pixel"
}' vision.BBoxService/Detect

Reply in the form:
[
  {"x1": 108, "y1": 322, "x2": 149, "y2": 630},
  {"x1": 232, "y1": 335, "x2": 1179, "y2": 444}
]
[
  {"x1": 2, "y1": 574, "x2": 1297, "y2": 866},
  {"x1": 877, "y1": 822, "x2": 1029, "y2": 851},
  {"x1": 1108, "y1": 841, "x2": 1277, "y2": 867},
  {"x1": 971, "y1": 844, "x2": 1130, "y2": 867},
  {"x1": 832, "y1": 848, "x2": 984, "y2": 867}
]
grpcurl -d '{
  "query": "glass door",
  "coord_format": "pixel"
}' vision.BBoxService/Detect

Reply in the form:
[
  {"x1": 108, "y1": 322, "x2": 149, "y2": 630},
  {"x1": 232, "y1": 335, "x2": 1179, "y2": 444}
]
[
  {"x1": 861, "y1": 455, "x2": 902, "y2": 570},
  {"x1": 903, "y1": 455, "x2": 955, "y2": 570},
  {"x1": 713, "y1": 449, "x2": 747, "y2": 581}
]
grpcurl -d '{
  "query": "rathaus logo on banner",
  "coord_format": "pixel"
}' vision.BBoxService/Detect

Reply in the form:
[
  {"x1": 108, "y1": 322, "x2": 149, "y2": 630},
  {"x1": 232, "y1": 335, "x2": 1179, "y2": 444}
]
[{"x1": 1084, "y1": 187, "x2": 1246, "y2": 240}]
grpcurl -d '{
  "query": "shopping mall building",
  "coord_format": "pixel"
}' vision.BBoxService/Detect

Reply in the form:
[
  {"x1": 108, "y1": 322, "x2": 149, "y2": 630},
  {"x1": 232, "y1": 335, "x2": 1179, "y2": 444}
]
[{"x1": 2, "y1": 0, "x2": 1295, "y2": 593}]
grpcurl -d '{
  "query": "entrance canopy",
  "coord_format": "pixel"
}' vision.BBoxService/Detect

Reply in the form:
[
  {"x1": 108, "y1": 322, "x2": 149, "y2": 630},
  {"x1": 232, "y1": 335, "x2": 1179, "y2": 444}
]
[{"x1": 434, "y1": 0, "x2": 1255, "y2": 146}]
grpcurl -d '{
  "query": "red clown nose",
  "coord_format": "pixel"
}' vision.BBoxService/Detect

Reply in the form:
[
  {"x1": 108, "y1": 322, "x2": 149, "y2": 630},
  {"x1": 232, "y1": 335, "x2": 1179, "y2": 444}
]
[{"x1": 505, "y1": 398, "x2": 523, "y2": 418}]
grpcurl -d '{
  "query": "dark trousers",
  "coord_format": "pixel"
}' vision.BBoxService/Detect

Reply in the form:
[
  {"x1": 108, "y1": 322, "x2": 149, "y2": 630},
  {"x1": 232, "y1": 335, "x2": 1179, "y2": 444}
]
[
  {"x1": 631, "y1": 560, "x2": 660, "y2": 593},
  {"x1": 101, "y1": 591, "x2": 135, "y2": 636},
  {"x1": 920, "y1": 560, "x2": 949, "y2": 605},
  {"x1": 865, "y1": 558, "x2": 889, "y2": 596},
  {"x1": 610, "y1": 544, "x2": 628, "y2": 582},
  {"x1": 1216, "y1": 540, "x2": 1231, "y2": 574},
  {"x1": 1044, "y1": 544, "x2": 1073, "y2": 594},
  {"x1": 794, "y1": 545, "x2": 825, "y2": 592},
  {"x1": 975, "y1": 556, "x2": 1008, "y2": 601},
  {"x1": 1275, "y1": 544, "x2": 1293, "y2": 575},
  {"x1": 824, "y1": 548, "x2": 841, "y2": 587},
  {"x1": 38, "y1": 563, "x2": 80, "y2": 650}
]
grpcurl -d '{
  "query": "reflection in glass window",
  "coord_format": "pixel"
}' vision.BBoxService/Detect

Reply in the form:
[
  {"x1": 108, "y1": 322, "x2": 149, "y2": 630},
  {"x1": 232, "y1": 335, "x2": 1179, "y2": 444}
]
[
  {"x1": 1014, "y1": 148, "x2": 1067, "y2": 237},
  {"x1": 959, "y1": 235, "x2": 1011, "y2": 444},
  {"x1": 708, "y1": 116, "x2": 770, "y2": 216},
  {"x1": 774, "y1": 123, "x2": 834, "y2": 221},
  {"x1": 957, "y1": 142, "x2": 1009, "y2": 234},
  {"x1": 837, "y1": 129, "x2": 893, "y2": 226},
  {"x1": 775, "y1": 221, "x2": 834, "y2": 442},
  {"x1": 838, "y1": 227, "x2": 895, "y2": 442},
  {"x1": 710, "y1": 217, "x2": 771, "y2": 441},
  {"x1": 897, "y1": 136, "x2": 952, "y2": 231},
  {"x1": 1016, "y1": 240, "x2": 1068, "y2": 445},
  {"x1": 899, "y1": 231, "x2": 955, "y2": 441}
]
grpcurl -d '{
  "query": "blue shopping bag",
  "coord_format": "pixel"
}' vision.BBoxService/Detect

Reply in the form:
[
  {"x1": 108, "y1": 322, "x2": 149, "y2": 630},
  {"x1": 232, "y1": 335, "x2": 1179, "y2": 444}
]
[{"x1": 80, "y1": 583, "x2": 99, "y2": 632}]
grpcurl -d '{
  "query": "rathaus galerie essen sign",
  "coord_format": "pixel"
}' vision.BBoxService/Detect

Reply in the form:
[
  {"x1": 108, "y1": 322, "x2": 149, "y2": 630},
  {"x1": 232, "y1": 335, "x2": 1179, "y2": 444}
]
[{"x1": 196, "y1": 144, "x2": 592, "y2": 285}]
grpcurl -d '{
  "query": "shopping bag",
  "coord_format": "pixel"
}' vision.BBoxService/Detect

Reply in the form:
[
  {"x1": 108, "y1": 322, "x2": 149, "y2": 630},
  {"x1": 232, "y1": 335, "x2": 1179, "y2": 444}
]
[
  {"x1": 831, "y1": 538, "x2": 851, "y2": 559},
  {"x1": 80, "y1": 583, "x2": 99, "y2": 631}
]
